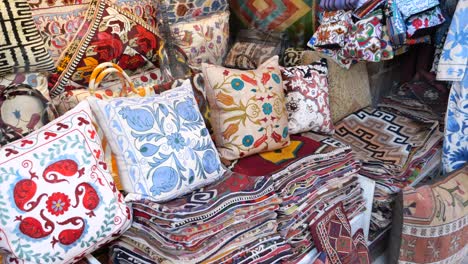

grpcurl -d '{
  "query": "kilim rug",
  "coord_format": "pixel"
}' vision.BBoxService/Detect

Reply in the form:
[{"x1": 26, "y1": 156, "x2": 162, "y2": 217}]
[
  {"x1": 229, "y1": 0, "x2": 321, "y2": 45},
  {"x1": 392, "y1": 165, "x2": 468, "y2": 264}
]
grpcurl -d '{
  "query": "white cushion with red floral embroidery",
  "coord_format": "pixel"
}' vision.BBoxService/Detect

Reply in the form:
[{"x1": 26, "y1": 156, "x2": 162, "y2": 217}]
[{"x1": 0, "y1": 101, "x2": 131, "y2": 264}]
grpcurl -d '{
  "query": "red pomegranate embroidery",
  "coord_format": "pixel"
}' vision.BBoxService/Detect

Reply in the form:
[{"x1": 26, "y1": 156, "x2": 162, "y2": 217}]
[
  {"x1": 73, "y1": 183, "x2": 100, "y2": 217},
  {"x1": 13, "y1": 179, "x2": 47, "y2": 212},
  {"x1": 46, "y1": 192, "x2": 71, "y2": 216},
  {"x1": 43, "y1": 159, "x2": 85, "y2": 183},
  {"x1": 51, "y1": 217, "x2": 85, "y2": 247},
  {"x1": 15, "y1": 209, "x2": 54, "y2": 239}
]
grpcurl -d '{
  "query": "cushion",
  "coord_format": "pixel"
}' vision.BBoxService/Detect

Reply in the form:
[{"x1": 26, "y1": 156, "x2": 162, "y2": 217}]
[
  {"x1": 0, "y1": 101, "x2": 131, "y2": 264},
  {"x1": 0, "y1": 0, "x2": 55, "y2": 75},
  {"x1": 29, "y1": 0, "x2": 158, "y2": 63},
  {"x1": 87, "y1": 80, "x2": 225, "y2": 202},
  {"x1": 397, "y1": 166, "x2": 468, "y2": 263},
  {"x1": 49, "y1": 0, "x2": 164, "y2": 97},
  {"x1": 202, "y1": 56, "x2": 290, "y2": 161},
  {"x1": 406, "y1": 6, "x2": 445, "y2": 37},
  {"x1": 301, "y1": 51, "x2": 372, "y2": 123},
  {"x1": 310, "y1": 11, "x2": 352, "y2": 49},
  {"x1": 0, "y1": 72, "x2": 50, "y2": 100},
  {"x1": 281, "y1": 60, "x2": 335, "y2": 135},
  {"x1": 395, "y1": 0, "x2": 440, "y2": 19},
  {"x1": 310, "y1": 203, "x2": 371, "y2": 264},
  {"x1": 170, "y1": 11, "x2": 230, "y2": 70},
  {"x1": 161, "y1": 0, "x2": 229, "y2": 23},
  {"x1": 341, "y1": 10, "x2": 384, "y2": 62}
]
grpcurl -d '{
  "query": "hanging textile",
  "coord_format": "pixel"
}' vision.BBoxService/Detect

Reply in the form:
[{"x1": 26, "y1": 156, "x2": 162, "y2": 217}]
[{"x1": 436, "y1": 0, "x2": 468, "y2": 174}]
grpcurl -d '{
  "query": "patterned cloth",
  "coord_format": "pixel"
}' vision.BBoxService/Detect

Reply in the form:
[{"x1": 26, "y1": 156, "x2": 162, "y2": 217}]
[
  {"x1": 282, "y1": 60, "x2": 335, "y2": 135},
  {"x1": 406, "y1": 6, "x2": 445, "y2": 37},
  {"x1": 443, "y1": 75, "x2": 468, "y2": 173},
  {"x1": 229, "y1": 0, "x2": 321, "y2": 46},
  {"x1": 396, "y1": 166, "x2": 468, "y2": 263},
  {"x1": 159, "y1": 0, "x2": 229, "y2": 23},
  {"x1": 0, "y1": 0, "x2": 55, "y2": 75},
  {"x1": 436, "y1": 0, "x2": 468, "y2": 82},
  {"x1": 309, "y1": 203, "x2": 370, "y2": 264},
  {"x1": 437, "y1": 0, "x2": 468, "y2": 174}
]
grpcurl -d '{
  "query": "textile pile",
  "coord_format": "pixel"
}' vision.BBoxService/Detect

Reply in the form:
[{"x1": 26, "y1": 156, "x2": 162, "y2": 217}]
[
  {"x1": 231, "y1": 134, "x2": 366, "y2": 262},
  {"x1": 333, "y1": 107, "x2": 443, "y2": 240},
  {"x1": 112, "y1": 171, "x2": 293, "y2": 263}
]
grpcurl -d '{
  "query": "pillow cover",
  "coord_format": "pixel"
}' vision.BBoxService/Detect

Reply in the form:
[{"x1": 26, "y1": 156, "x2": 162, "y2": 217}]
[
  {"x1": 0, "y1": 0, "x2": 55, "y2": 75},
  {"x1": 310, "y1": 203, "x2": 371, "y2": 264},
  {"x1": 160, "y1": 0, "x2": 229, "y2": 23},
  {"x1": 49, "y1": 0, "x2": 164, "y2": 97},
  {"x1": 341, "y1": 10, "x2": 384, "y2": 62},
  {"x1": 310, "y1": 11, "x2": 352, "y2": 49},
  {"x1": 0, "y1": 72, "x2": 50, "y2": 100},
  {"x1": 301, "y1": 51, "x2": 372, "y2": 123},
  {"x1": 202, "y1": 56, "x2": 290, "y2": 160},
  {"x1": 395, "y1": 0, "x2": 440, "y2": 19},
  {"x1": 88, "y1": 80, "x2": 225, "y2": 202},
  {"x1": 170, "y1": 11, "x2": 230, "y2": 70},
  {"x1": 406, "y1": 6, "x2": 445, "y2": 37},
  {"x1": 30, "y1": 0, "x2": 158, "y2": 63},
  {"x1": 0, "y1": 101, "x2": 131, "y2": 264},
  {"x1": 281, "y1": 60, "x2": 334, "y2": 135}
]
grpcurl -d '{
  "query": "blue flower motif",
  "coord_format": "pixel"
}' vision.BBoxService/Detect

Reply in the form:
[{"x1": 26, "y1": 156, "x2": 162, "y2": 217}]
[
  {"x1": 448, "y1": 147, "x2": 468, "y2": 170},
  {"x1": 242, "y1": 135, "x2": 254, "y2": 147},
  {"x1": 119, "y1": 106, "x2": 154, "y2": 132},
  {"x1": 202, "y1": 150, "x2": 219, "y2": 174},
  {"x1": 176, "y1": 100, "x2": 199, "y2": 121},
  {"x1": 167, "y1": 132, "x2": 186, "y2": 151},
  {"x1": 150, "y1": 166, "x2": 178, "y2": 195},
  {"x1": 12, "y1": 110, "x2": 21, "y2": 120},
  {"x1": 262, "y1": 103, "x2": 273, "y2": 115},
  {"x1": 272, "y1": 74, "x2": 281, "y2": 84},
  {"x1": 231, "y1": 78, "x2": 245, "y2": 91}
]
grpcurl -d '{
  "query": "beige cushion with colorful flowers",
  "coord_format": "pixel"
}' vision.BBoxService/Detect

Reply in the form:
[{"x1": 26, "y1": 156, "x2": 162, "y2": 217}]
[{"x1": 202, "y1": 56, "x2": 290, "y2": 161}]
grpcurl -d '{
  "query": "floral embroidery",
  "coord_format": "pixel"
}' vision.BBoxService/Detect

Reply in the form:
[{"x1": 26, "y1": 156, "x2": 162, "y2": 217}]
[
  {"x1": 202, "y1": 56, "x2": 290, "y2": 160},
  {"x1": 46, "y1": 192, "x2": 71, "y2": 216},
  {"x1": 406, "y1": 7, "x2": 445, "y2": 37},
  {"x1": 282, "y1": 60, "x2": 335, "y2": 135}
]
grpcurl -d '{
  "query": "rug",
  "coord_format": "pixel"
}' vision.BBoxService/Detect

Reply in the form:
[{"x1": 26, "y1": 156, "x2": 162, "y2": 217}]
[
  {"x1": 229, "y1": 0, "x2": 321, "y2": 46},
  {"x1": 391, "y1": 165, "x2": 468, "y2": 264}
]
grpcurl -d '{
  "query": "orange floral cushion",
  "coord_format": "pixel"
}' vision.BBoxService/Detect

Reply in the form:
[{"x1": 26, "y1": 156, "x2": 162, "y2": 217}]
[{"x1": 202, "y1": 56, "x2": 290, "y2": 160}]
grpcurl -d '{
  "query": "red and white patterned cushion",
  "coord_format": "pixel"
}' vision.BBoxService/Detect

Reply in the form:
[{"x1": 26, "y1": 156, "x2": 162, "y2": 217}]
[{"x1": 0, "y1": 101, "x2": 131, "y2": 264}]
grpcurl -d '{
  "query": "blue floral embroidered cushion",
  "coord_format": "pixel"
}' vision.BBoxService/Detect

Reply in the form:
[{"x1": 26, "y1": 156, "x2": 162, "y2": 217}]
[
  {"x1": 0, "y1": 101, "x2": 131, "y2": 264},
  {"x1": 87, "y1": 80, "x2": 225, "y2": 202},
  {"x1": 201, "y1": 56, "x2": 290, "y2": 161}
]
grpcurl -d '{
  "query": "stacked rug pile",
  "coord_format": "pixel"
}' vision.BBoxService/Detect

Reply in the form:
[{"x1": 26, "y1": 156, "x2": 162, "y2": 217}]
[
  {"x1": 111, "y1": 171, "x2": 293, "y2": 263},
  {"x1": 230, "y1": 134, "x2": 366, "y2": 262},
  {"x1": 332, "y1": 106, "x2": 443, "y2": 240}
]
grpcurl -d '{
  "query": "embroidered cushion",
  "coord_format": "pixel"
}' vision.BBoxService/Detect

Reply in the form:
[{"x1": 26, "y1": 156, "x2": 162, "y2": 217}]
[
  {"x1": 49, "y1": 0, "x2": 164, "y2": 97},
  {"x1": 160, "y1": 0, "x2": 229, "y2": 23},
  {"x1": 406, "y1": 6, "x2": 445, "y2": 37},
  {"x1": 29, "y1": 0, "x2": 159, "y2": 63},
  {"x1": 170, "y1": 11, "x2": 230, "y2": 70},
  {"x1": 202, "y1": 56, "x2": 290, "y2": 160},
  {"x1": 0, "y1": 72, "x2": 50, "y2": 100},
  {"x1": 301, "y1": 51, "x2": 372, "y2": 123},
  {"x1": 395, "y1": 0, "x2": 440, "y2": 19},
  {"x1": 0, "y1": 0, "x2": 54, "y2": 75},
  {"x1": 309, "y1": 11, "x2": 352, "y2": 49},
  {"x1": 0, "y1": 101, "x2": 131, "y2": 264},
  {"x1": 87, "y1": 80, "x2": 225, "y2": 202},
  {"x1": 281, "y1": 60, "x2": 334, "y2": 135},
  {"x1": 341, "y1": 10, "x2": 384, "y2": 62}
]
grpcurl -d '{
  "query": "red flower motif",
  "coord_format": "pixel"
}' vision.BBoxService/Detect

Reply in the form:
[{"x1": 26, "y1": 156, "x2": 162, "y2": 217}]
[
  {"x1": 46, "y1": 192, "x2": 71, "y2": 216},
  {"x1": 223, "y1": 70, "x2": 230, "y2": 76},
  {"x1": 412, "y1": 18, "x2": 423, "y2": 29},
  {"x1": 118, "y1": 54, "x2": 145, "y2": 71},
  {"x1": 91, "y1": 32, "x2": 124, "y2": 61},
  {"x1": 128, "y1": 25, "x2": 159, "y2": 54}
]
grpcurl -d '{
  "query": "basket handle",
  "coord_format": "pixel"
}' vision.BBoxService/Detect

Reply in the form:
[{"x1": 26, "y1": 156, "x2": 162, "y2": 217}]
[{"x1": 88, "y1": 63, "x2": 139, "y2": 97}]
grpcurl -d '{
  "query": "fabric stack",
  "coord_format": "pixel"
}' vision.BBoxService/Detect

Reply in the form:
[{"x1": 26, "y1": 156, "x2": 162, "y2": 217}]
[
  {"x1": 112, "y1": 171, "x2": 293, "y2": 263},
  {"x1": 230, "y1": 134, "x2": 366, "y2": 262},
  {"x1": 332, "y1": 107, "x2": 443, "y2": 240}
]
